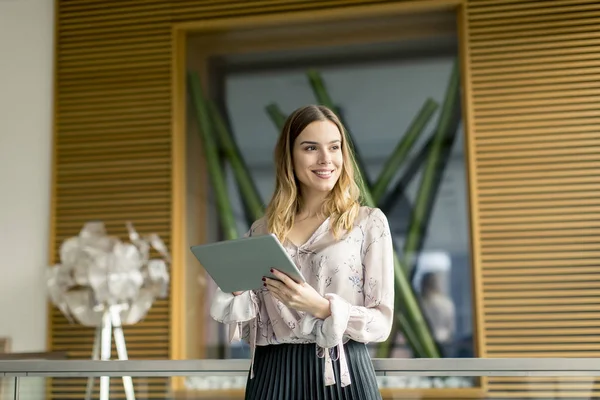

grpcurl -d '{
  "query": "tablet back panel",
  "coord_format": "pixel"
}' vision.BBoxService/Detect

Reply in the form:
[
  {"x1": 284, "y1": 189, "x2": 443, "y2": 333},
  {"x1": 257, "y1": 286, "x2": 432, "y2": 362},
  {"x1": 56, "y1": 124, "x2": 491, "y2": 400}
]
[{"x1": 190, "y1": 233, "x2": 304, "y2": 293}]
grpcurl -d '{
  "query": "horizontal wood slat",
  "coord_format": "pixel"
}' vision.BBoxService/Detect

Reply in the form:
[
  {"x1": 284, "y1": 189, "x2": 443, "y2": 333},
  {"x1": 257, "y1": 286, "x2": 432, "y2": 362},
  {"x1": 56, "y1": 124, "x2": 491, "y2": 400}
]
[
  {"x1": 470, "y1": 15, "x2": 600, "y2": 37},
  {"x1": 468, "y1": 8, "x2": 600, "y2": 28},
  {"x1": 469, "y1": 3, "x2": 600, "y2": 20},
  {"x1": 467, "y1": 0, "x2": 600, "y2": 398},
  {"x1": 470, "y1": 0, "x2": 598, "y2": 13}
]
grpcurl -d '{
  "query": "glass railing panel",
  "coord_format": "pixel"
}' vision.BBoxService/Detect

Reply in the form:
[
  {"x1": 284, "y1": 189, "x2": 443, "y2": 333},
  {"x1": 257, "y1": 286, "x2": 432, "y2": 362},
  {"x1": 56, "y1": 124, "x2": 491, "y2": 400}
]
[
  {"x1": 1, "y1": 376, "x2": 46, "y2": 400},
  {"x1": 0, "y1": 376, "x2": 15, "y2": 399},
  {"x1": 3, "y1": 359, "x2": 600, "y2": 399},
  {"x1": 9, "y1": 375, "x2": 600, "y2": 399}
]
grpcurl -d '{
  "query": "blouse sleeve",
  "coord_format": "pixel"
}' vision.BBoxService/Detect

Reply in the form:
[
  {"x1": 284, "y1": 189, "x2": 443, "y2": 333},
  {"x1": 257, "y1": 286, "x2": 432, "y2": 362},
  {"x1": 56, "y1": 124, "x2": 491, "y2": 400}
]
[
  {"x1": 311, "y1": 208, "x2": 395, "y2": 347},
  {"x1": 209, "y1": 289, "x2": 259, "y2": 325}
]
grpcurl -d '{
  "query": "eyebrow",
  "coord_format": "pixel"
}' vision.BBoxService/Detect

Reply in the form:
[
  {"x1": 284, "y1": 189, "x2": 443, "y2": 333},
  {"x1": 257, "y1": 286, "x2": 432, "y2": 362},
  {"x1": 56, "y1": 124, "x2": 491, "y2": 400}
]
[{"x1": 299, "y1": 140, "x2": 341, "y2": 145}]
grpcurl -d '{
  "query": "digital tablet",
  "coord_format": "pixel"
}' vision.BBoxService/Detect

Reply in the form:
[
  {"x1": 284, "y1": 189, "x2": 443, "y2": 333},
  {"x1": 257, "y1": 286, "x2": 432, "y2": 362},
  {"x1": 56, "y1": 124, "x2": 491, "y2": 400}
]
[{"x1": 190, "y1": 233, "x2": 305, "y2": 293}]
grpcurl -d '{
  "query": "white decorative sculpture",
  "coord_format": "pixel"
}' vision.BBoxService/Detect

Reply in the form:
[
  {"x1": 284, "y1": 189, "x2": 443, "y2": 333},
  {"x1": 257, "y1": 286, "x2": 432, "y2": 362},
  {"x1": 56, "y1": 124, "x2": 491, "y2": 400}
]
[{"x1": 46, "y1": 221, "x2": 171, "y2": 400}]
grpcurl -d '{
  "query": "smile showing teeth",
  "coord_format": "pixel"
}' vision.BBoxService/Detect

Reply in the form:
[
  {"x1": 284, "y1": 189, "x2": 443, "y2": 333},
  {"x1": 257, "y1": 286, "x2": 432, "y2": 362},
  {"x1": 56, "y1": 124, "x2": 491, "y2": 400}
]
[{"x1": 313, "y1": 170, "x2": 333, "y2": 179}]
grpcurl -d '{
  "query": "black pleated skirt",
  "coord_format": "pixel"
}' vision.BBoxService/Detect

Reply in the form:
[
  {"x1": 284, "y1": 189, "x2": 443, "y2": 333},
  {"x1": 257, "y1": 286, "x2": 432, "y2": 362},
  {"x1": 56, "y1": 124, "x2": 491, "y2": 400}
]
[{"x1": 244, "y1": 340, "x2": 382, "y2": 400}]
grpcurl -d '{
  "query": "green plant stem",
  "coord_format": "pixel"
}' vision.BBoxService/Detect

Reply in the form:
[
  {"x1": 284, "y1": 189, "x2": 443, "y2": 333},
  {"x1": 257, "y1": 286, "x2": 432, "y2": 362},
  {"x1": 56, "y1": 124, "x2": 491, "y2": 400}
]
[
  {"x1": 208, "y1": 101, "x2": 264, "y2": 222},
  {"x1": 382, "y1": 60, "x2": 461, "y2": 358},
  {"x1": 188, "y1": 72, "x2": 238, "y2": 240},
  {"x1": 379, "y1": 252, "x2": 440, "y2": 358},
  {"x1": 397, "y1": 312, "x2": 428, "y2": 358},
  {"x1": 403, "y1": 60, "x2": 460, "y2": 276},
  {"x1": 379, "y1": 136, "x2": 433, "y2": 216},
  {"x1": 265, "y1": 103, "x2": 287, "y2": 132},
  {"x1": 361, "y1": 185, "x2": 439, "y2": 358},
  {"x1": 371, "y1": 99, "x2": 439, "y2": 203}
]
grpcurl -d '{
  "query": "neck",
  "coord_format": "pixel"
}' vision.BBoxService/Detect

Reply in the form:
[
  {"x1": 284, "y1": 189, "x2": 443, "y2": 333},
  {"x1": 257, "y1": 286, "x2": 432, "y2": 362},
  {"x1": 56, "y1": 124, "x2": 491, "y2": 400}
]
[{"x1": 298, "y1": 189, "x2": 328, "y2": 218}]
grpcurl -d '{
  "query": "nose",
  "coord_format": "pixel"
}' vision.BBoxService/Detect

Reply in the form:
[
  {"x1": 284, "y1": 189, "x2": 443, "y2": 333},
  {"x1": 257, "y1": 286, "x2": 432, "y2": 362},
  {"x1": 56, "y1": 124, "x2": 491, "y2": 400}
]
[{"x1": 318, "y1": 149, "x2": 332, "y2": 165}]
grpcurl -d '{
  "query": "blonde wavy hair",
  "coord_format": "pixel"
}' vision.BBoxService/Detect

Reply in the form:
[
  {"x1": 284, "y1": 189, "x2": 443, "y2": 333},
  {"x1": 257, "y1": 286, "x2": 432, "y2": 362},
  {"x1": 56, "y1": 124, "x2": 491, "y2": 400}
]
[{"x1": 264, "y1": 105, "x2": 362, "y2": 243}]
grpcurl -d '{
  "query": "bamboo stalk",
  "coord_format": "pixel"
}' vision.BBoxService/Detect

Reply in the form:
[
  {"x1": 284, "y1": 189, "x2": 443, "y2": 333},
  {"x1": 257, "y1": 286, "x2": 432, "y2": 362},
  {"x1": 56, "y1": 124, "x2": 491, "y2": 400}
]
[
  {"x1": 265, "y1": 103, "x2": 287, "y2": 132},
  {"x1": 379, "y1": 136, "x2": 432, "y2": 216},
  {"x1": 371, "y1": 99, "x2": 439, "y2": 203},
  {"x1": 208, "y1": 100, "x2": 265, "y2": 222},
  {"x1": 360, "y1": 171, "x2": 439, "y2": 358},
  {"x1": 397, "y1": 311, "x2": 427, "y2": 358},
  {"x1": 380, "y1": 60, "x2": 461, "y2": 358},
  {"x1": 394, "y1": 251, "x2": 439, "y2": 357},
  {"x1": 403, "y1": 60, "x2": 460, "y2": 275},
  {"x1": 188, "y1": 73, "x2": 238, "y2": 240}
]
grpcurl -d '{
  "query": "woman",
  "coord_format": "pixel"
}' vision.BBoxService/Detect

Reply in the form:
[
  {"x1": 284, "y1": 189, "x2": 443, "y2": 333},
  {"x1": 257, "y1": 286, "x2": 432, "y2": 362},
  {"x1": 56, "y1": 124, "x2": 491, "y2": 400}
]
[{"x1": 210, "y1": 104, "x2": 394, "y2": 399}]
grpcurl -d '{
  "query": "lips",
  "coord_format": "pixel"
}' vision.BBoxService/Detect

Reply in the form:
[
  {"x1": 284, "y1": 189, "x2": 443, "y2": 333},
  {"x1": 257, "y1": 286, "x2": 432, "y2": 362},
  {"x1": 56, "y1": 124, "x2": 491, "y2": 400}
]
[{"x1": 313, "y1": 169, "x2": 334, "y2": 179}]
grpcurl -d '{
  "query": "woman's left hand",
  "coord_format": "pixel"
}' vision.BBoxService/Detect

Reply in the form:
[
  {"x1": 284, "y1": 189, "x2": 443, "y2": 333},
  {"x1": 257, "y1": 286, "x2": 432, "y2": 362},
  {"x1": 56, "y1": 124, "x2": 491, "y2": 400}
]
[{"x1": 264, "y1": 269, "x2": 331, "y2": 320}]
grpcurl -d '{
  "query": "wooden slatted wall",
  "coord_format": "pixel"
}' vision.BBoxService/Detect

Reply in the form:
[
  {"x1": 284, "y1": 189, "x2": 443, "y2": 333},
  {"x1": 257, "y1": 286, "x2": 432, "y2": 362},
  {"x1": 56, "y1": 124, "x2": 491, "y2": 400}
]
[
  {"x1": 52, "y1": 1, "x2": 173, "y2": 398},
  {"x1": 51, "y1": 1, "x2": 398, "y2": 398},
  {"x1": 53, "y1": 0, "x2": 600, "y2": 398},
  {"x1": 465, "y1": 0, "x2": 600, "y2": 398}
]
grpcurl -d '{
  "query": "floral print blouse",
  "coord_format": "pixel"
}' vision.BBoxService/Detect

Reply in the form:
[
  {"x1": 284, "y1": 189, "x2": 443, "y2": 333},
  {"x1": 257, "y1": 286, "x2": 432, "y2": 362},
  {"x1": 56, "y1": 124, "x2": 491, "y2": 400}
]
[{"x1": 210, "y1": 206, "x2": 394, "y2": 388}]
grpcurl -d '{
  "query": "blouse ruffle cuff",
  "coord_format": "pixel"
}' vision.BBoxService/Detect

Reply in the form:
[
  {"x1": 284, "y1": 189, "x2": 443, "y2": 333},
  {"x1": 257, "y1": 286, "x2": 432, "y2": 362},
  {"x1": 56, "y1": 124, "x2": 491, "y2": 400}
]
[
  {"x1": 210, "y1": 289, "x2": 258, "y2": 323},
  {"x1": 300, "y1": 293, "x2": 352, "y2": 387},
  {"x1": 210, "y1": 289, "x2": 259, "y2": 343}
]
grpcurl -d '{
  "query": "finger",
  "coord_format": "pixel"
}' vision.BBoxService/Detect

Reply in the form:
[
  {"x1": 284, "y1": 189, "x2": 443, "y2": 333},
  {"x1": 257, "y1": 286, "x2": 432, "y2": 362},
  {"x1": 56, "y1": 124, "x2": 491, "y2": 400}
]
[
  {"x1": 264, "y1": 278, "x2": 283, "y2": 293},
  {"x1": 270, "y1": 268, "x2": 297, "y2": 288},
  {"x1": 267, "y1": 282, "x2": 292, "y2": 303},
  {"x1": 265, "y1": 278, "x2": 295, "y2": 298},
  {"x1": 268, "y1": 286, "x2": 286, "y2": 303},
  {"x1": 268, "y1": 276, "x2": 300, "y2": 302},
  {"x1": 268, "y1": 285, "x2": 290, "y2": 302},
  {"x1": 264, "y1": 277, "x2": 284, "y2": 291}
]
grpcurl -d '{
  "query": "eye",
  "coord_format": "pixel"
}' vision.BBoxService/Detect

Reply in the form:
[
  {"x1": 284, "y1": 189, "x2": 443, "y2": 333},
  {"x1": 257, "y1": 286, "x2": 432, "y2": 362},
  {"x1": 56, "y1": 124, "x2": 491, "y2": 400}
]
[
  {"x1": 331, "y1": 145, "x2": 340, "y2": 151},
  {"x1": 305, "y1": 145, "x2": 317, "y2": 151}
]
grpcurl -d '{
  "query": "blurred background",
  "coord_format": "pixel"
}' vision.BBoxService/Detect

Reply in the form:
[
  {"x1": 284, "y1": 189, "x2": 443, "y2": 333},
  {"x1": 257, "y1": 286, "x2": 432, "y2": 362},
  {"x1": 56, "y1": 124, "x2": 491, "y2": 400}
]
[{"x1": 1, "y1": 0, "x2": 599, "y2": 399}]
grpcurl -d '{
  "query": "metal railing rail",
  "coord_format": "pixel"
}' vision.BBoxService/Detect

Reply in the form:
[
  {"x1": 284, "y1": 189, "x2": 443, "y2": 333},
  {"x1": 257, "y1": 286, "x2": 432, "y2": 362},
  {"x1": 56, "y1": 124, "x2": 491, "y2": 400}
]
[{"x1": 1, "y1": 358, "x2": 600, "y2": 377}]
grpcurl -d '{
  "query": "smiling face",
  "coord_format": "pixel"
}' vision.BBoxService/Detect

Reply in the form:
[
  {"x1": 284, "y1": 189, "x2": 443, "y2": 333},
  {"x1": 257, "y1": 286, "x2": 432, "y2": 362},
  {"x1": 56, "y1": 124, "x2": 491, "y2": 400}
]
[
  {"x1": 292, "y1": 120, "x2": 343, "y2": 197},
  {"x1": 267, "y1": 105, "x2": 362, "y2": 241}
]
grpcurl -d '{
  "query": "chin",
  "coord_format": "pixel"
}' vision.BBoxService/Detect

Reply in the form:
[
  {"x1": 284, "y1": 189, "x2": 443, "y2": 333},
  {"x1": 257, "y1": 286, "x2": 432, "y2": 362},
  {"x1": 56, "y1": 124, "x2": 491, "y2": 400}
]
[
  {"x1": 300, "y1": 171, "x2": 340, "y2": 194},
  {"x1": 310, "y1": 180, "x2": 338, "y2": 193},
  {"x1": 315, "y1": 185, "x2": 336, "y2": 193}
]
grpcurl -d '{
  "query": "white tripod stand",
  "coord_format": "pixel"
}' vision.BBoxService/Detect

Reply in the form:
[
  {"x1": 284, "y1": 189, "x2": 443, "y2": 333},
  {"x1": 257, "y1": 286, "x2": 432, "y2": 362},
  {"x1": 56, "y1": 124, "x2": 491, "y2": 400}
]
[{"x1": 85, "y1": 305, "x2": 136, "y2": 400}]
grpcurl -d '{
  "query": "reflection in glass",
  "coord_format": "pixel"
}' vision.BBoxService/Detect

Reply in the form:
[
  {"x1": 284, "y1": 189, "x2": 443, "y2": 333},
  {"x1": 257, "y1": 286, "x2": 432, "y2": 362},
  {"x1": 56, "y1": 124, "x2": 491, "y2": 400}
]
[{"x1": 196, "y1": 38, "x2": 474, "y2": 367}]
